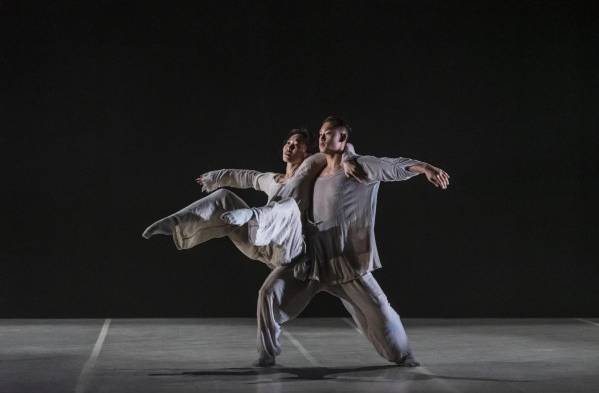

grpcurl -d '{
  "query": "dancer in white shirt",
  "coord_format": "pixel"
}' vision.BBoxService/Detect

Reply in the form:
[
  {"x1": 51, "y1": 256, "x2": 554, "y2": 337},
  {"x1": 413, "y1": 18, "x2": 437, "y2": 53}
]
[{"x1": 142, "y1": 129, "x2": 361, "y2": 269}]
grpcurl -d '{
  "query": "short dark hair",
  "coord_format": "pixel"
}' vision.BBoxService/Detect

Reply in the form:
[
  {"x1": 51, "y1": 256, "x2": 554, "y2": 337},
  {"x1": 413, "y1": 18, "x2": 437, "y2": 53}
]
[
  {"x1": 322, "y1": 115, "x2": 351, "y2": 138},
  {"x1": 286, "y1": 128, "x2": 317, "y2": 154}
]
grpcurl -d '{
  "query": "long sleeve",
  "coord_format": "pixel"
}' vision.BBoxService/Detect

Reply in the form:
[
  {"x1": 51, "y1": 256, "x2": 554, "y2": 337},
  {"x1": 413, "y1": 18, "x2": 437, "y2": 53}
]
[
  {"x1": 201, "y1": 169, "x2": 276, "y2": 193},
  {"x1": 355, "y1": 155, "x2": 424, "y2": 183}
]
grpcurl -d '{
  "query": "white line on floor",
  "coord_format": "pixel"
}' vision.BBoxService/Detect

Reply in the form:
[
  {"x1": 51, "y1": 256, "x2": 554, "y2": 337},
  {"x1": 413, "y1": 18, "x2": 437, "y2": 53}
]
[
  {"x1": 75, "y1": 318, "x2": 111, "y2": 393},
  {"x1": 282, "y1": 330, "x2": 322, "y2": 367},
  {"x1": 574, "y1": 318, "x2": 599, "y2": 328}
]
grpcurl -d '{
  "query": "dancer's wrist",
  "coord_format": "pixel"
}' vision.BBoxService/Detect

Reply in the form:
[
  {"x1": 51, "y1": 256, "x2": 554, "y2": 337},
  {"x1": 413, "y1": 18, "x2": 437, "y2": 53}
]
[{"x1": 407, "y1": 163, "x2": 427, "y2": 174}]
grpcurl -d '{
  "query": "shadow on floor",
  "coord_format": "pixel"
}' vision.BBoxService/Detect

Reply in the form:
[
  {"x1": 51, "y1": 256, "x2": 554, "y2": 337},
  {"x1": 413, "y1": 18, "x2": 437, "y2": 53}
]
[{"x1": 150, "y1": 365, "x2": 532, "y2": 384}]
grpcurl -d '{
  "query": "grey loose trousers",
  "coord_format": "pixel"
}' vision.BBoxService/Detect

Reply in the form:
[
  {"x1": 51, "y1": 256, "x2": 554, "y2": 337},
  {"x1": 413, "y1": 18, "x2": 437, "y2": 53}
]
[{"x1": 257, "y1": 265, "x2": 415, "y2": 364}]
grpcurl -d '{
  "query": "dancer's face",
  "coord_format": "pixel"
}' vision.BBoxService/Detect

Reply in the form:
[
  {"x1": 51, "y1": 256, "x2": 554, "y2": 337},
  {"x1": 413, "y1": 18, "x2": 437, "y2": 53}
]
[
  {"x1": 282, "y1": 134, "x2": 309, "y2": 164},
  {"x1": 318, "y1": 121, "x2": 347, "y2": 153}
]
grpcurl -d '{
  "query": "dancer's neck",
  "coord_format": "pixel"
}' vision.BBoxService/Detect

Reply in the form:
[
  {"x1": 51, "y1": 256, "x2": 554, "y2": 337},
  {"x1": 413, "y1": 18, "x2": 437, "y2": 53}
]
[
  {"x1": 321, "y1": 152, "x2": 343, "y2": 176},
  {"x1": 283, "y1": 161, "x2": 301, "y2": 180}
]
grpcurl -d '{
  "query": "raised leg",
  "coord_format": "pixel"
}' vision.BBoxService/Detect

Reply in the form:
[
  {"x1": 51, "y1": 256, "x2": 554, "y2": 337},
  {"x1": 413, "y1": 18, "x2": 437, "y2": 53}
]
[{"x1": 141, "y1": 189, "x2": 249, "y2": 247}]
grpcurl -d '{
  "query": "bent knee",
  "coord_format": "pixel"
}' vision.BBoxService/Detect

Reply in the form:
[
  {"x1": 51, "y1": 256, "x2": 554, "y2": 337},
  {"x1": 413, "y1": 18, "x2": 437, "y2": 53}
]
[{"x1": 212, "y1": 189, "x2": 247, "y2": 208}]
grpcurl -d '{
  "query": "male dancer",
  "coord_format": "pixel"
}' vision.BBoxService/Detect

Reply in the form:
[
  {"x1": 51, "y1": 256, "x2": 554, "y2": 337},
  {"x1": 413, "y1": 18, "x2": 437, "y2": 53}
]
[{"x1": 250, "y1": 116, "x2": 449, "y2": 367}]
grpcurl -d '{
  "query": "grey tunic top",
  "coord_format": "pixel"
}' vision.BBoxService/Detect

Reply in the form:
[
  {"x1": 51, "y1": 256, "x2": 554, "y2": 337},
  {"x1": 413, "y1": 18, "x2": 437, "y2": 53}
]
[{"x1": 298, "y1": 154, "x2": 424, "y2": 284}]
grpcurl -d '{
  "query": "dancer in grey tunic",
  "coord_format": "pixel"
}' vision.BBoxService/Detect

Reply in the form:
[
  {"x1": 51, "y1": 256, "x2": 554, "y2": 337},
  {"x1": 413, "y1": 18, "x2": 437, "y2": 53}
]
[{"x1": 254, "y1": 116, "x2": 450, "y2": 367}]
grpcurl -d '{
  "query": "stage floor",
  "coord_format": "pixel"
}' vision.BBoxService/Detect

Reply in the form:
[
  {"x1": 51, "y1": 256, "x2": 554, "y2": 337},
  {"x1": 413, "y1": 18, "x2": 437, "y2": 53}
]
[{"x1": 1, "y1": 318, "x2": 598, "y2": 393}]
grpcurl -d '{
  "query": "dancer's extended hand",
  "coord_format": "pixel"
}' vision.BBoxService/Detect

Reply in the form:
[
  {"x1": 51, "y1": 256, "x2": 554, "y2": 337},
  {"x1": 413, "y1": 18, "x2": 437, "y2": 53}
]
[
  {"x1": 342, "y1": 159, "x2": 368, "y2": 183},
  {"x1": 195, "y1": 174, "x2": 212, "y2": 192},
  {"x1": 424, "y1": 164, "x2": 450, "y2": 189}
]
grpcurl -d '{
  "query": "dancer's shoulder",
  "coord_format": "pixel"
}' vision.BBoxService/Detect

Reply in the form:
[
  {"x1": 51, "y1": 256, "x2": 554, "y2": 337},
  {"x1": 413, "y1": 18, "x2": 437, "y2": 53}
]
[{"x1": 294, "y1": 153, "x2": 327, "y2": 179}]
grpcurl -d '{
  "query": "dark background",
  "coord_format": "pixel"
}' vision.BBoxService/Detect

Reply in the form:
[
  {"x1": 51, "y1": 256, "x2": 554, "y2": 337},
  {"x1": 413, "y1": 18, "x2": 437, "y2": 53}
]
[{"x1": 1, "y1": 1, "x2": 597, "y2": 317}]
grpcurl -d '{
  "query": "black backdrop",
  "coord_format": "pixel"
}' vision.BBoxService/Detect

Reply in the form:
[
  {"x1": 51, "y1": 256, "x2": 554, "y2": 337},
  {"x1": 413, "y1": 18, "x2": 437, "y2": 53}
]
[{"x1": 1, "y1": 1, "x2": 597, "y2": 317}]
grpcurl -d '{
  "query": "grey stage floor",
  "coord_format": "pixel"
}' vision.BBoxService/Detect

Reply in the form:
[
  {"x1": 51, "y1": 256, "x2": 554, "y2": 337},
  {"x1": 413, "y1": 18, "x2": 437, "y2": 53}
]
[{"x1": 1, "y1": 318, "x2": 598, "y2": 393}]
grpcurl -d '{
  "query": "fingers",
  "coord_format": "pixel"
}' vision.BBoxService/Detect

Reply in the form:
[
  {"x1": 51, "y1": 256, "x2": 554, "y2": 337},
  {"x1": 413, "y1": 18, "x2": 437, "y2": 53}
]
[
  {"x1": 350, "y1": 172, "x2": 365, "y2": 184},
  {"x1": 356, "y1": 167, "x2": 368, "y2": 182},
  {"x1": 343, "y1": 161, "x2": 369, "y2": 183},
  {"x1": 344, "y1": 167, "x2": 364, "y2": 183},
  {"x1": 343, "y1": 166, "x2": 351, "y2": 178},
  {"x1": 444, "y1": 174, "x2": 450, "y2": 188},
  {"x1": 434, "y1": 170, "x2": 450, "y2": 189},
  {"x1": 349, "y1": 166, "x2": 367, "y2": 183},
  {"x1": 436, "y1": 173, "x2": 446, "y2": 189},
  {"x1": 440, "y1": 174, "x2": 448, "y2": 189},
  {"x1": 426, "y1": 167, "x2": 450, "y2": 189}
]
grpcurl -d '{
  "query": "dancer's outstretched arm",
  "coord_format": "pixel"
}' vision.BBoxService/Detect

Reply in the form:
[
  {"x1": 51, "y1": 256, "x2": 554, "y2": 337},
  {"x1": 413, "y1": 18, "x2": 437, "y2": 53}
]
[
  {"x1": 196, "y1": 143, "x2": 365, "y2": 193},
  {"x1": 196, "y1": 169, "x2": 276, "y2": 194},
  {"x1": 404, "y1": 161, "x2": 450, "y2": 189},
  {"x1": 348, "y1": 154, "x2": 450, "y2": 189}
]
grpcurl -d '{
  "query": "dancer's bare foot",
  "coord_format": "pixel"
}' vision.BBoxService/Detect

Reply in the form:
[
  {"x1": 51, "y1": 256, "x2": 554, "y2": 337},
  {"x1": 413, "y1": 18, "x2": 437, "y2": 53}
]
[
  {"x1": 142, "y1": 219, "x2": 173, "y2": 239},
  {"x1": 395, "y1": 354, "x2": 420, "y2": 367},
  {"x1": 220, "y1": 209, "x2": 254, "y2": 226}
]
